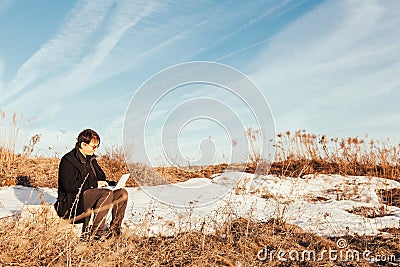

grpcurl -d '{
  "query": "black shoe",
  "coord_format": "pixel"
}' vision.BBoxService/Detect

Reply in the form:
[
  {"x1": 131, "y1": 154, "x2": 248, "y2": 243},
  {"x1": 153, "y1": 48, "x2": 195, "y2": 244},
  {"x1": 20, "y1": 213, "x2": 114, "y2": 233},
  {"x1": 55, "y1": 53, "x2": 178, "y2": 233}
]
[
  {"x1": 93, "y1": 233, "x2": 107, "y2": 242},
  {"x1": 112, "y1": 227, "x2": 122, "y2": 236},
  {"x1": 80, "y1": 231, "x2": 107, "y2": 242},
  {"x1": 80, "y1": 232, "x2": 93, "y2": 242},
  {"x1": 106, "y1": 227, "x2": 122, "y2": 238}
]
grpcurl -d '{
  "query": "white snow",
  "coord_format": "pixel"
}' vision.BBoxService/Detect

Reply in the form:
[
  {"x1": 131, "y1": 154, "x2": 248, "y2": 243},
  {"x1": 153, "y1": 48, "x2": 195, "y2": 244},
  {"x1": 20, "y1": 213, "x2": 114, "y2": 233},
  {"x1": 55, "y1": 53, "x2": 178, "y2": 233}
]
[{"x1": 0, "y1": 173, "x2": 399, "y2": 237}]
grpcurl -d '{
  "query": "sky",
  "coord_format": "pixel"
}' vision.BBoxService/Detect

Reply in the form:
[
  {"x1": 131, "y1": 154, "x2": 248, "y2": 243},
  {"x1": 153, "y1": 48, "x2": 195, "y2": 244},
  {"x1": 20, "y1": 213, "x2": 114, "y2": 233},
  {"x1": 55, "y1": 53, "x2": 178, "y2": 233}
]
[{"x1": 0, "y1": 0, "x2": 399, "y2": 166}]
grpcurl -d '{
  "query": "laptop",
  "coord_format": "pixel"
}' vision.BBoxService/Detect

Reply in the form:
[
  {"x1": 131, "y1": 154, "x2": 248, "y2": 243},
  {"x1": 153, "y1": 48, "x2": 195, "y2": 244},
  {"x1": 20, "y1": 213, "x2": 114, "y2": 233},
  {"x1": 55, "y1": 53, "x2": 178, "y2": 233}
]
[{"x1": 105, "y1": 173, "x2": 130, "y2": 190}]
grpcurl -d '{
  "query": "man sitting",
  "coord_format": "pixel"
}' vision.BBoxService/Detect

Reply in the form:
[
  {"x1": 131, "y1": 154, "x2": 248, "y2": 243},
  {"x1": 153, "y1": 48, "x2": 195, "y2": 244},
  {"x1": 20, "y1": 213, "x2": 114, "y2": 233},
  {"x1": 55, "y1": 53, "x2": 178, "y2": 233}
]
[{"x1": 54, "y1": 129, "x2": 128, "y2": 240}]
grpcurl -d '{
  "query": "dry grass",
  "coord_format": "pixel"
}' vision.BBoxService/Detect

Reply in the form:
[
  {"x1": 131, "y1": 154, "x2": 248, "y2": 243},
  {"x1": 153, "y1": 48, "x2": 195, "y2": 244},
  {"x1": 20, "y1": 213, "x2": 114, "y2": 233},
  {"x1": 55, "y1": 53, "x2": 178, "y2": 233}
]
[
  {"x1": 0, "y1": 111, "x2": 18, "y2": 182},
  {"x1": 3, "y1": 206, "x2": 396, "y2": 267},
  {"x1": 147, "y1": 129, "x2": 400, "y2": 183},
  {"x1": 271, "y1": 130, "x2": 400, "y2": 180}
]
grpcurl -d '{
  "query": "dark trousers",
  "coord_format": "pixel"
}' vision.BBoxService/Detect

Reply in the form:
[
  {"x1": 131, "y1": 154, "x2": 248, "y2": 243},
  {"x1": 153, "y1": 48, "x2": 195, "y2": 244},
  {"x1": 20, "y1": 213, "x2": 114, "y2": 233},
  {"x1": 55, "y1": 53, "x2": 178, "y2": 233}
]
[{"x1": 82, "y1": 188, "x2": 128, "y2": 234}]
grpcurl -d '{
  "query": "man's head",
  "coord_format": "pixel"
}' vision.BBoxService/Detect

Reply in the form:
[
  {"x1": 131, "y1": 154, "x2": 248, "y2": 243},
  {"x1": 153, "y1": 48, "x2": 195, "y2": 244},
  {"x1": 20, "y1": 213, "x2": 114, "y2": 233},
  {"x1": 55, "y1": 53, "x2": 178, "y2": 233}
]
[{"x1": 76, "y1": 129, "x2": 100, "y2": 156}]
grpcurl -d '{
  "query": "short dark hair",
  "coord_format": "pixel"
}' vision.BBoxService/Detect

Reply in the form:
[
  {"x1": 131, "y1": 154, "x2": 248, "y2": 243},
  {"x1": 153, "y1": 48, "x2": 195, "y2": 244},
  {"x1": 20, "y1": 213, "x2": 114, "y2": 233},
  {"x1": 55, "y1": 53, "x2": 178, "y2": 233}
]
[{"x1": 76, "y1": 129, "x2": 100, "y2": 148}]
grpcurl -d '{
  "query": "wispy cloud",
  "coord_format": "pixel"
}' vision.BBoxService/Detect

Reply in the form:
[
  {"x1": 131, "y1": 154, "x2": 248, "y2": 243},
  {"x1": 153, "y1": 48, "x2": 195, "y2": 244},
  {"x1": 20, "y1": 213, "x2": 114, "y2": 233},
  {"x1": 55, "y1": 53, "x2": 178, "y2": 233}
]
[
  {"x1": 88, "y1": 0, "x2": 302, "y2": 85},
  {"x1": 193, "y1": 0, "x2": 295, "y2": 59},
  {"x1": 2, "y1": 0, "x2": 115, "y2": 101},
  {"x1": 46, "y1": 0, "x2": 161, "y2": 95},
  {"x1": 2, "y1": 0, "x2": 232, "y2": 119},
  {"x1": 249, "y1": 0, "x2": 400, "y2": 140},
  {"x1": 1, "y1": 0, "x2": 165, "y2": 116},
  {"x1": 91, "y1": 2, "x2": 256, "y2": 80},
  {"x1": 2, "y1": 0, "x2": 298, "y2": 123}
]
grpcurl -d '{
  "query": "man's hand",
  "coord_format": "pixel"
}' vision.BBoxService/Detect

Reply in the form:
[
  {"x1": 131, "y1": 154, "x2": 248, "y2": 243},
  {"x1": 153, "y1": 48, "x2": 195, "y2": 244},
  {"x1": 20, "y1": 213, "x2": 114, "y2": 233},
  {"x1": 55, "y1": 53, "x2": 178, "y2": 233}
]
[{"x1": 97, "y1": 181, "x2": 109, "y2": 188}]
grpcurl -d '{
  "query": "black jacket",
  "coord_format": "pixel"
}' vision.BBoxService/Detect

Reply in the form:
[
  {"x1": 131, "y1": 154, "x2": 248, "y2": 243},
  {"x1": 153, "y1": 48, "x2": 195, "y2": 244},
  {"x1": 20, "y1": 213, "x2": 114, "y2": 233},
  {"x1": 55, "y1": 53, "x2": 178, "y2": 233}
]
[{"x1": 54, "y1": 146, "x2": 115, "y2": 222}]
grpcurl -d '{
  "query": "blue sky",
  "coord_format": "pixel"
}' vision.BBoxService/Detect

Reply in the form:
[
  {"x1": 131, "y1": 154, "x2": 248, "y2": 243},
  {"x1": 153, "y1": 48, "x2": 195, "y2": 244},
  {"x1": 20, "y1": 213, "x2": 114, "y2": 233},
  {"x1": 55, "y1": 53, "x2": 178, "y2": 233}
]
[{"x1": 0, "y1": 0, "x2": 399, "y2": 165}]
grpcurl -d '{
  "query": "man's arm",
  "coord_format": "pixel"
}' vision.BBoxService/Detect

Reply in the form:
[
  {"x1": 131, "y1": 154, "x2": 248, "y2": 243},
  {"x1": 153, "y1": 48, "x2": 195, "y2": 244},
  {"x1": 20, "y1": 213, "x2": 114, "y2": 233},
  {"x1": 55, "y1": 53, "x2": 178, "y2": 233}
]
[{"x1": 58, "y1": 158, "x2": 85, "y2": 193}]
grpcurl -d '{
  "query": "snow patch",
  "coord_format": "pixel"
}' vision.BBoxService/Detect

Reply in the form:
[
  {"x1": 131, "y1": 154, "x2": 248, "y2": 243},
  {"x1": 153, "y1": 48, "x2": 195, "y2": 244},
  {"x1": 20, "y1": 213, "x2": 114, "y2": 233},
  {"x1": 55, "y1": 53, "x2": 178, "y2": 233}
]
[{"x1": 1, "y1": 174, "x2": 399, "y2": 237}]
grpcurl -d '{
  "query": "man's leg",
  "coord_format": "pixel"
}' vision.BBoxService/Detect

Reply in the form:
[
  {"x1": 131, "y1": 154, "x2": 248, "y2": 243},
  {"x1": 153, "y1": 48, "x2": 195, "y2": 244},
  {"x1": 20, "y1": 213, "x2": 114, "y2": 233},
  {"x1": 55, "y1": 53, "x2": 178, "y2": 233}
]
[
  {"x1": 109, "y1": 188, "x2": 128, "y2": 235},
  {"x1": 82, "y1": 188, "x2": 113, "y2": 235}
]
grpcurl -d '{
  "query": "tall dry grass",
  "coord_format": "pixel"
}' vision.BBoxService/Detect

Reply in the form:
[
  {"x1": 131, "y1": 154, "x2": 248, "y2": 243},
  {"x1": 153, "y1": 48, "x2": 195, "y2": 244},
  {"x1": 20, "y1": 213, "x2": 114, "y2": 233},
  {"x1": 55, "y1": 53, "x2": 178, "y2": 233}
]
[
  {"x1": 0, "y1": 111, "x2": 58, "y2": 187},
  {"x1": 3, "y1": 204, "x2": 397, "y2": 266},
  {"x1": 269, "y1": 130, "x2": 400, "y2": 180},
  {"x1": 157, "y1": 129, "x2": 400, "y2": 183},
  {"x1": 0, "y1": 111, "x2": 18, "y2": 180}
]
